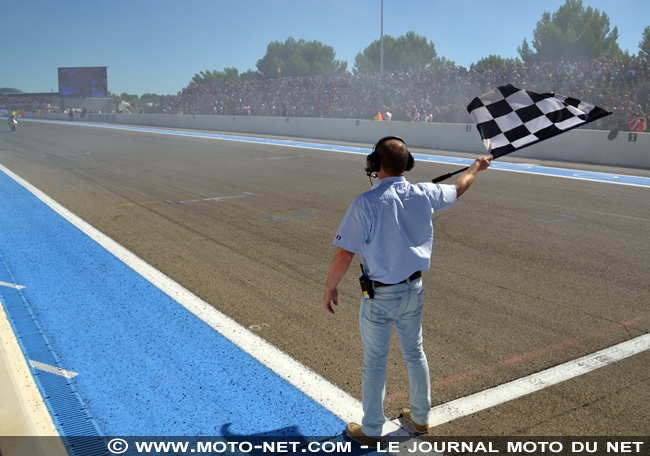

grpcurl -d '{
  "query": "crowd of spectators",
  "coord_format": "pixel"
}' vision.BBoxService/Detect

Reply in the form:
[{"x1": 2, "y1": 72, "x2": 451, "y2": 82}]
[
  {"x1": 3, "y1": 57, "x2": 647, "y2": 131},
  {"x1": 0, "y1": 94, "x2": 61, "y2": 113},
  {"x1": 166, "y1": 56, "x2": 649, "y2": 130}
]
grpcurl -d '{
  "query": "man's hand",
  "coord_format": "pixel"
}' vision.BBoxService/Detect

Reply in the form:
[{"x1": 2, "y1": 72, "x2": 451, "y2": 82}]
[
  {"x1": 475, "y1": 156, "x2": 493, "y2": 171},
  {"x1": 454, "y1": 156, "x2": 492, "y2": 197},
  {"x1": 324, "y1": 288, "x2": 338, "y2": 314},
  {"x1": 323, "y1": 247, "x2": 355, "y2": 315}
]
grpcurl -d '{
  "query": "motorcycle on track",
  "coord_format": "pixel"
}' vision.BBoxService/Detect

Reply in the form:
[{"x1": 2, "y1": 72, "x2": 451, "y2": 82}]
[{"x1": 8, "y1": 115, "x2": 17, "y2": 132}]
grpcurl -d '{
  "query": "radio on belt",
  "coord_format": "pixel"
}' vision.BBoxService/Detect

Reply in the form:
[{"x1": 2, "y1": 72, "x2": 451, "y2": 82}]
[{"x1": 359, "y1": 264, "x2": 374, "y2": 299}]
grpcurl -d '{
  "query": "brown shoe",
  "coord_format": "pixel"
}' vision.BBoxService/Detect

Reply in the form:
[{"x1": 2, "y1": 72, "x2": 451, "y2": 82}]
[
  {"x1": 402, "y1": 408, "x2": 429, "y2": 434},
  {"x1": 345, "y1": 423, "x2": 381, "y2": 447}
]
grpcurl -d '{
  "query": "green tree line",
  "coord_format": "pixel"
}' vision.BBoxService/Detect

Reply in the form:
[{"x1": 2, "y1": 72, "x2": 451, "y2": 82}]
[{"x1": 122, "y1": 0, "x2": 648, "y2": 100}]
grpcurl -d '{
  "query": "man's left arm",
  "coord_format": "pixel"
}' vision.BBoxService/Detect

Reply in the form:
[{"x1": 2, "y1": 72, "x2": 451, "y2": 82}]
[{"x1": 323, "y1": 247, "x2": 355, "y2": 315}]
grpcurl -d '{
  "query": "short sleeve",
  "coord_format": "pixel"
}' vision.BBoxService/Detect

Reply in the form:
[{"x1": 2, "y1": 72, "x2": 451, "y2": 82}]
[
  {"x1": 332, "y1": 198, "x2": 372, "y2": 254},
  {"x1": 417, "y1": 183, "x2": 457, "y2": 212}
]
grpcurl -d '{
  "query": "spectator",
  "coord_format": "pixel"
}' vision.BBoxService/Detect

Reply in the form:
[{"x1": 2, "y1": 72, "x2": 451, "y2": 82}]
[{"x1": 629, "y1": 112, "x2": 647, "y2": 132}]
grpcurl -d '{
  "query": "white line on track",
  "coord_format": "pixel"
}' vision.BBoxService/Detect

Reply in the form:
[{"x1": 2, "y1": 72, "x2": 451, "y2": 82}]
[
  {"x1": 177, "y1": 192, "x2": 255, "y2": 204},
  {"x1": 0, "y1": 280, "x2": 25, "y2": 290},
  {"x1": 29, "y1": 360, "x2": 78, "y2": 379},
  {"x1": 426, "y1": 333, "x2": 650, "y2": 428}
]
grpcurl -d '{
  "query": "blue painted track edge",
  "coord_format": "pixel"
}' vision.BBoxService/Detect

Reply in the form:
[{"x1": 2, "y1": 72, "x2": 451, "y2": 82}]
[{"x1": 0, "y1": 257, "x2": 108, "y2": 455}]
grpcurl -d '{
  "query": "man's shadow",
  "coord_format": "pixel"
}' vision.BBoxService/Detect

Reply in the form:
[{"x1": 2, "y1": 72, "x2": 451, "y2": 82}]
[{"x1": 219, "y1": 422, "x2": 413, "y2": 455}]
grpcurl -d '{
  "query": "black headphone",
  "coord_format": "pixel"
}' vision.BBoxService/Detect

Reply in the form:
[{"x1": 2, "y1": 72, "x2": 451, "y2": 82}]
[{"x1": 365, "y1": 136, "x2": 415, "y2": 177}]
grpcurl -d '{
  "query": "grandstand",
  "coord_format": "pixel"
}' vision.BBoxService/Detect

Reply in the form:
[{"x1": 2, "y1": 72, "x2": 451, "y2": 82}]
[
  {"x1": 164, "y1": 56, "x2": 648, "y2": 131},
  {"x1": 2, "y1": 57, "x2": 647, "y2": 130}
]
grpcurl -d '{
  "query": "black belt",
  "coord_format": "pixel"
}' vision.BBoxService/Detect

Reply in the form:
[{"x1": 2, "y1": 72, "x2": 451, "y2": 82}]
[{"x1": 373, "y1": 271, "x2": 421, "y2": 288}]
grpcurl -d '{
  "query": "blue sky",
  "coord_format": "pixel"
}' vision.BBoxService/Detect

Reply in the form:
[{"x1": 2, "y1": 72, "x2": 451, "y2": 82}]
[{"x1": 2, "y1": 0, "x2": 647, "y2": 96}]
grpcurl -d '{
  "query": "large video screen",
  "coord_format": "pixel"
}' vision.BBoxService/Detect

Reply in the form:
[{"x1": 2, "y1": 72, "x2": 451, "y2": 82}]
[{"x1": 58, "y1": 67, "x2": 108, "y2": 97}]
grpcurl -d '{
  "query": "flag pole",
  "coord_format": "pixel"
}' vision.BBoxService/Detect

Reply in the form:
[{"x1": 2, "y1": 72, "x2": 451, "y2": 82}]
[
  {"x1": 431, "y1": 167, "x2": 468, "y2": 183},
  {"x1": 431, "y1": 150, "x2": 509, "y2": 183},
  {"x1": 380, "y1": 0, "x2": 384, "y2": 75}
]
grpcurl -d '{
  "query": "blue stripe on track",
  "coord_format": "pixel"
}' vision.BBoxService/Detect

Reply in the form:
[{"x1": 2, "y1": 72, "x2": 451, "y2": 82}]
[
  {"x1": 24, "y1": 118, "x2": 650, "y2": 188},
  {"x1": 0, "y1": 169, "x2": 347, "y2": 440}
]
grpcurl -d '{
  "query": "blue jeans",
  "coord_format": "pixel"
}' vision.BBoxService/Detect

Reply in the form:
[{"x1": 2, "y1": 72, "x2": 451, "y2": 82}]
[{"x1": 359, "y1": 277, "x2": 430, "y2": 436}]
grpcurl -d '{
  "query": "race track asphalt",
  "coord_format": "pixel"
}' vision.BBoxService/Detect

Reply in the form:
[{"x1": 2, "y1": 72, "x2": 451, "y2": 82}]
[{"x1": 1, "y1": 119, "x2": 649, "y2": 438}]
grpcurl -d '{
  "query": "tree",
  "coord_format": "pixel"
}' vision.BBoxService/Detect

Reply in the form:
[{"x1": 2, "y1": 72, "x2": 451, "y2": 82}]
[
  {"x1": 239, "y1": 70, "x2": 260, "y2": 81},
  {"x1": 429, "y1": 56, "x2": 456, "y2": 70},
  {"x1": 517, "y1": 0, "x2": 623, "y2": 63},
  {"x1": 190, "y1": 68, "x2": 249, "y2": 85},
  {"x1": 639, "y1": 26, "x2": 650, "y2": 59},
  {"x1": 256, "y1": 37, "x2": 348, "y2": 78},
  {"x1": 472, "y1": 55, "x2": 522, "y2": 71},
  {"x1": 354, "y1": 31, "x2": 437, "y2": 74},
  {"x1": 140, "y1": 93, "x2": 163, "y2": 103},
  {"x1": 120, "y1": 92, "x2": 139, "y2": 101},
  {"x1": 190, "y1": 70, "x2": 219, "y2": 85}
]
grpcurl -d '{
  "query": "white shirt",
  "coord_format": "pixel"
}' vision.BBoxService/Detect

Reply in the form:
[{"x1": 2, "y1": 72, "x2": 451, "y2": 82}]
[{"x1": 333, "y1": 177, "x2": 457, "y2": 284}]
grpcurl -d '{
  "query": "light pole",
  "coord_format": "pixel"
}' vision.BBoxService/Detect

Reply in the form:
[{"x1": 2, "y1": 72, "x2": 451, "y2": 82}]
[{"x1": 380, "y1": 0, "x2": 384, "y2": 74}]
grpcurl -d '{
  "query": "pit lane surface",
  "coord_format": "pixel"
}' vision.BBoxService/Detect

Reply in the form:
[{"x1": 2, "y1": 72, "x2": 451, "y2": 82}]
[{"x1": 1, "y1": 120, "x2": 649, "y2": 438}]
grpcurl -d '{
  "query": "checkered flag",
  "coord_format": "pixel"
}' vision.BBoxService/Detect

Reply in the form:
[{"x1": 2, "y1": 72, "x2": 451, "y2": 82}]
[{"x1": 467, "y1": 84, "x2": 611, "y2": 158}]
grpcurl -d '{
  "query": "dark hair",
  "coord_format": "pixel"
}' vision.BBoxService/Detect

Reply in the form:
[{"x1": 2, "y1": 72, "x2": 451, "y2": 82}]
[{"x1": 376, "y1": 138, "x2": 410, "y2": 175}]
